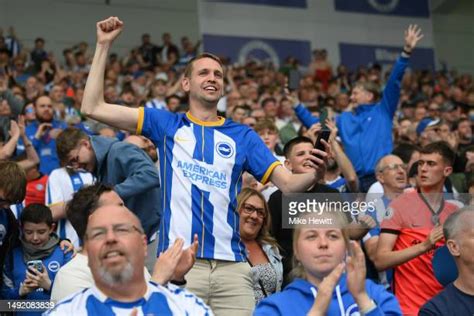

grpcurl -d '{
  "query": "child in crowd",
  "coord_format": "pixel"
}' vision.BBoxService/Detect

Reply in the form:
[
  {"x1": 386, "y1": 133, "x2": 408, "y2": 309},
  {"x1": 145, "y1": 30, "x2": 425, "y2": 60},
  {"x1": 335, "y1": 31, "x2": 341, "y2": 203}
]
[{"x1": 1, "y1": 204, "x2": 73, "y2": 315}]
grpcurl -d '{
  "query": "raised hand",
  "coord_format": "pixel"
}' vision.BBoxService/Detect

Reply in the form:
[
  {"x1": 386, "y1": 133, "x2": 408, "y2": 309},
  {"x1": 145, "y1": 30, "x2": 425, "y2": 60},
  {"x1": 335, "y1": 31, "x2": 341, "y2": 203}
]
[
  {"x1": 59, "y1": 239, "x2": 76, "y2": 256},
  {"x1": 17, "y1": 116, "x2": 26, "y2": 137},
  {"x1": 96, "y1": 16, "x2": 124, "y2": 45},
  {"x1": 307, "y1": 263, "x2": 345, "y2": 316},
  {"x1": 404, "y1": 24, "x2": 424, "y2": 52},
  {"x1": 152, "y1": 238, "x2": 185, "y2": 285},
  {"x1": 151, "y1": 235, "x2": 198, "y2": 285},
  {"x1": 306, "y1": 123, "x2": 322, "y2": 145},
  {"x1": 34, "y1": 123, "x2": 52, "y2": 139},
  {"x1": 283, "y1": 87, "x2": 300, "y2": 109},
  {"x1": 346, "y1": 241, "x2": 367, "y2": 297},
  {"x1": 346, "y1": 241, "x2": 374, "y2": 312},
  {"x1": 358, "y1": 214, "x2": 377, "y2": 230},
  {"x1": 325, "y1": 120, "x2": 338, "y2": 144},
  {"x1": 8, "y1": 120, "x2": 20, "y2": 139},
  {"x1": 173, "y1": 234, "x2": 199, "y2": 282},
  {"x1": 310, "y1": 138, "x2": 329, "y2": 180}
]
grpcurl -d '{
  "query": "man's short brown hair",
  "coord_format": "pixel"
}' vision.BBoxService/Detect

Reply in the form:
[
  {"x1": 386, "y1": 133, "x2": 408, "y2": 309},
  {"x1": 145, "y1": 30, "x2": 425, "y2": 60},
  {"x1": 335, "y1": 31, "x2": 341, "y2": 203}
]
[
  {"x1": 66, "y1": 183, "x2": 115, "y2": 241},
  {"x1": 354, "y1": 81, "x2": 381, "y2": 102},
  {"x1": 184, "y1": 53, "x2": 224, "y2": 78},
  {"x1": 0, "y1": 161, "x2": 26, "y2": 204},
  {"x1": 420, "y1": 141, "x2": 455, "y2": 166},
  {"x1": 254, "y1": 119, "x2": 278, "y2": 134},
  {"x1": 56, "y1": 127, "x2": 89, "y2": 166}
]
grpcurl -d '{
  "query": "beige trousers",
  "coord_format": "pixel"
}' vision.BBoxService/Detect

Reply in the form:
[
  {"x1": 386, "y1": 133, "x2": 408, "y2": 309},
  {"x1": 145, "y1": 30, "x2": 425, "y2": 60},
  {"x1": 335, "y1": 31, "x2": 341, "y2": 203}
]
[{"x1": 186, "y1": 259, "x2": 255, "y2": 316}]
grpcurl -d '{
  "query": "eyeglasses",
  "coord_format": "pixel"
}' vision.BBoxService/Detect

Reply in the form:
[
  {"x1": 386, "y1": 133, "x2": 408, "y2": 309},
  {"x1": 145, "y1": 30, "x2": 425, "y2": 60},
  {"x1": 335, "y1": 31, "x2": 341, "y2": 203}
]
[
  {"x1": 86, "y1": 223, "x2": 144, "y2": 241},
  {"x1": 66, "y1": 143, "x2": 85, "y2": 169},
  {"x1": 241, "y1": 203, "x2": 266, "y2": 219},
  {"x1": 379, "y1": 163, "x2": 407, "y2": 172}
]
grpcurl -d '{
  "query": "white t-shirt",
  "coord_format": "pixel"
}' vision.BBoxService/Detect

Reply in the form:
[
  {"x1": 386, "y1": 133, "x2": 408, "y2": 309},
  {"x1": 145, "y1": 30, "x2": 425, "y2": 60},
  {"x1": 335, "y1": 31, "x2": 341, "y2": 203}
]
[{"x1": 46, "y1": 168, "x2": 94, "y2": 247}]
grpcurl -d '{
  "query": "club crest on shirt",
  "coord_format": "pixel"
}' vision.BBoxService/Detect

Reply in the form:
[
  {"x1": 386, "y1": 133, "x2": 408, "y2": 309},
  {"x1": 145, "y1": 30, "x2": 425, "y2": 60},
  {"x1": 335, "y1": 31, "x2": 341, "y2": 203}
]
[
  {"x1": 384, "y1": 206, "x2": 394, "y2": 220},
  {"x1": 216, "y1": 142, "x2": 234, "y2": 158},
  {"x1": 48, "y1": 261, "x2": 60, "y2": 272}
]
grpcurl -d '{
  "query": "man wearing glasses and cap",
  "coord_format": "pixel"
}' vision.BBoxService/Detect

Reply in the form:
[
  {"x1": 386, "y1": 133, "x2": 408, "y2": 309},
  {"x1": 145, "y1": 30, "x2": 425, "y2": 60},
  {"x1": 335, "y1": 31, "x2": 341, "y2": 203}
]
[{"x1": 374, "y1": 141, "x2": 460, "y2": 315}]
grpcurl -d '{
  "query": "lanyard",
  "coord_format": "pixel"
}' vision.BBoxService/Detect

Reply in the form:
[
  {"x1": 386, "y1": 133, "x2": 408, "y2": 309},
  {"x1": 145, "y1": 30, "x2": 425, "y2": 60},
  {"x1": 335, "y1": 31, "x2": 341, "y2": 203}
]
[{"x1": 417, "y1": 190, "x2": 445, "y2": 225}]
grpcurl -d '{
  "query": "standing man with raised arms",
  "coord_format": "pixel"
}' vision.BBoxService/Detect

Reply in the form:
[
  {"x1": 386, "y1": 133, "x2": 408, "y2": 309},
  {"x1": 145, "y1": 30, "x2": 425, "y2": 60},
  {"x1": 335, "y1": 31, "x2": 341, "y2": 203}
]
[
  {"x1": 81, "y1": 16, "x2": 328, "y2": 315},
  {"x1": 294, "y1": 25, "x2": 424, "y2": 192}
]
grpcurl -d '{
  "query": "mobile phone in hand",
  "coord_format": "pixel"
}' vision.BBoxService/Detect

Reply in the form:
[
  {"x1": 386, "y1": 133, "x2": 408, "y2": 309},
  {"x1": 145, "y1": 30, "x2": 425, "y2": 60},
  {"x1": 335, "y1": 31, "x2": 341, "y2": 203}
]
[
  {"x1": 319, "y1": 108, "x2": 328, "y2": 129},
  {"x1": 27, "y1": 260, "x2": 43, "y2": 273},
  {"x1": 314, "y1": 129, "x2": 330, "y2": 158},
  {"x1": 287, "y1": 69, "x2": 300, "y2": 91}
]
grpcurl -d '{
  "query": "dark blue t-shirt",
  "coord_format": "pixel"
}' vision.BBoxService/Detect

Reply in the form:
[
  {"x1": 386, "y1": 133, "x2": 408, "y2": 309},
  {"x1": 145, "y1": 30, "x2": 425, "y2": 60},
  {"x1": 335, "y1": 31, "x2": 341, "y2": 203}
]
[{"x1": 419, "y1": 283, "x2": 474, "y2": 316}]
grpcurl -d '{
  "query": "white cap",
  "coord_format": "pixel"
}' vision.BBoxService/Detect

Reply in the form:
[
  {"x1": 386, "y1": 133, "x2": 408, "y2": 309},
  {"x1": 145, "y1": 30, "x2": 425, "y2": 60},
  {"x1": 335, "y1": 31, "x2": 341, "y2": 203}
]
[{"x1": 155, "y1": 72, "x2": 168, "y2": 82}]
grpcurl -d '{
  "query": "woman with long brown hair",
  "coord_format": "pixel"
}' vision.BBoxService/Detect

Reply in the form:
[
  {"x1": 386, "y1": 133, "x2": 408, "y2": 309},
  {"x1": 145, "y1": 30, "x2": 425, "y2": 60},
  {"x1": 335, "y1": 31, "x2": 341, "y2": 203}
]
[{"x1": 237, "y1": 188, "x2": 283, "y2": 304}]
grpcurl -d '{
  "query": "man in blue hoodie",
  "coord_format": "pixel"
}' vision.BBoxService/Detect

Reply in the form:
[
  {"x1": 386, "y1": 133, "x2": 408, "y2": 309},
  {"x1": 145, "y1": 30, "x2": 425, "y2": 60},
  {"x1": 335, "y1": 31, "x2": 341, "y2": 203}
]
[
  {"x1": 293, "y1": 25, "x2": 424, "y2": 192},
  {"x1": 56, "y1": 127, "x2": 161, "y2": 271}
]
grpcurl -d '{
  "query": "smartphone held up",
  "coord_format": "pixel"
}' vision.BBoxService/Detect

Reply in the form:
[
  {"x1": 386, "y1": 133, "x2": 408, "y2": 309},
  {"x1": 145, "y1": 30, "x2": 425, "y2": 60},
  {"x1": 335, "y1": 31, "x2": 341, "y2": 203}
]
[{"x1": 27, "y1": 260, "x2": 43, "y2": 273}]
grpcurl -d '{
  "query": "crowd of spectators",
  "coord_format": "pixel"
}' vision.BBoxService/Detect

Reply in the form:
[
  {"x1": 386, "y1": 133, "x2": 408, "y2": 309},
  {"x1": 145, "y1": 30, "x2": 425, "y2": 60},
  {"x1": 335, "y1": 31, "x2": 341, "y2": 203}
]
[{"x1": 0, "y1": 18, "x2": 473, "y2": 316}]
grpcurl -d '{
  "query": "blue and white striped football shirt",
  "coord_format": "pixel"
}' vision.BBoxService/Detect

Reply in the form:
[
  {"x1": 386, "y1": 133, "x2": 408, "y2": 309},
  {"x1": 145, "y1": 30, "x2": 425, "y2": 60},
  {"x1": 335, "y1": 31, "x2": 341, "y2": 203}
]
[
  {"x1": 46, "y1": 168, "x2": 95, "y2": 247},
  {"x1": 145, "y1": 98, "x2": 168, "y2": 111},
  {"x1": 137, "y1": 108, "x2": 280, "y2": 261},
  {"x1": 44, "y1": 282, "x2": 212, "y2": 315}
]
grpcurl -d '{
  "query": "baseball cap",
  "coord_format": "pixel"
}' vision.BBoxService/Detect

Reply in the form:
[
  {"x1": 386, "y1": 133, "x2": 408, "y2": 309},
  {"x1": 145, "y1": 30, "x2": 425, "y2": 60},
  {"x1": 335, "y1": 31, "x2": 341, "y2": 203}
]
[
  {"x1": 416, "y1": 118, "x2": 440, "y2": 135},
  {"x1": 155, "y1": 72, "x2": 168, "y2": 83}
]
